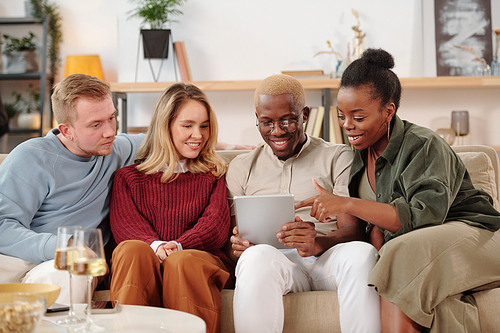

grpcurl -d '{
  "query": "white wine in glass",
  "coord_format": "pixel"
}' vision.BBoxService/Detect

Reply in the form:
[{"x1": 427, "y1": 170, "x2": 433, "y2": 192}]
[
  {"x1": 54, "y1": 226, "x2": 85, "y2": 326},
  {"x1": 72, "y1": 228, "x2": 107, "y2": 332}
]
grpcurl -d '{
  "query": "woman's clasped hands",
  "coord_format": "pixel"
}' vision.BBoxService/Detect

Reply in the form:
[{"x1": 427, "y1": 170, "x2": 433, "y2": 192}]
[{"x1": 155, "y1": 242, "x2": 179, "y2": 263}]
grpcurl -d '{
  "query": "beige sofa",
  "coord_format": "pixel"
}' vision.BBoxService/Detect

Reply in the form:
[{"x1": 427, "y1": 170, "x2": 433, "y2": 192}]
[{"x1": 2, "y1": 145, "x2": 500, "y2": 332}]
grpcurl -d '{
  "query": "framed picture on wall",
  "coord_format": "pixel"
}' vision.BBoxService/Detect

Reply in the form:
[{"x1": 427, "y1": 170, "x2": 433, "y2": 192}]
[{"x1": 434, "y1": 0, "x2": 493, "y2": 76}]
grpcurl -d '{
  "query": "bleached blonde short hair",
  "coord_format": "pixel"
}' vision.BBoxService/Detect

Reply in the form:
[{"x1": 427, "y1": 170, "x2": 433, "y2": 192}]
[{"x1": 254, "y1": 74, "x2": 306, "y2": 110}]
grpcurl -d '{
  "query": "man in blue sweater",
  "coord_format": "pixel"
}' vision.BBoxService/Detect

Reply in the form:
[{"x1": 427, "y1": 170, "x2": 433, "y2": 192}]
[{"x1": 0, "y1": 74, "x2": 144, "y2": 304}]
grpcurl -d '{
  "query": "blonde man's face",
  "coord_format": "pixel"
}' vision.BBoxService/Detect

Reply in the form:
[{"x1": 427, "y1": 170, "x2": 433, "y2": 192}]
[{"x1": 66, "y1": 97, "x2": 117, "y2": 157}]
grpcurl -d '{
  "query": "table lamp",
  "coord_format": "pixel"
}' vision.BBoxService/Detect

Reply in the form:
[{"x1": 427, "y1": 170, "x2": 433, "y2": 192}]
[{"x1": 63, "y1": 55, "x2": 104, "y2": 81}]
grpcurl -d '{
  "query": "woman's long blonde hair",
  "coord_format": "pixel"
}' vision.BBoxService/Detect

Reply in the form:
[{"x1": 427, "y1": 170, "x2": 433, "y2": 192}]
[{"x1": 136, "y1": 83, "x2": 226, "y2": 183}]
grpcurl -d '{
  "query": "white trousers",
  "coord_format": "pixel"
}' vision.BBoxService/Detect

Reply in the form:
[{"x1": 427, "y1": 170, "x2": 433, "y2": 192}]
[
  {"x1": 0, "y1": 253, "x2": 89, "y2": 305},
  {"x1": 233, "y1": 242, "x2": 381, "y2": 333}
]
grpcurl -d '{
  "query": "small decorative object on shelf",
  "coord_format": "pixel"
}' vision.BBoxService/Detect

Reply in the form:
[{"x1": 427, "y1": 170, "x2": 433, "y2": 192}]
[
  {"x1": 453, "y1": 45, "x2": 490, "y2": 76},
  {"x1": 436, "y1": 128, "x2": 456, "y2": 146},
  {"x1": 314, "y1": 8, "x2": 365, "y2": 77},
  {"x1": 492, "y1": 56, "x2": 499, "y2": 76},
  {"x1": 475, "y1": 62, "x2": 491, "y2": 76},
  {"x1": 351, "y1": 9, "x2": 365, "y2": 61},
  {"x1": 314, "y1": 41, "x2": 345, "y2": 78},
  {"x1": 492, "y1": 28, "x2": 500, "y2": 76},
  {"x1": 451, "y1": 110, "x2": 469, "y2": 145}
]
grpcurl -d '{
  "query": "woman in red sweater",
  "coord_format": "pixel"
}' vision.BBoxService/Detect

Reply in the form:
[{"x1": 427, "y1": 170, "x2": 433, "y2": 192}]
[{"x1": 109, "y1": 83, "x2": 233, "y2": 333}]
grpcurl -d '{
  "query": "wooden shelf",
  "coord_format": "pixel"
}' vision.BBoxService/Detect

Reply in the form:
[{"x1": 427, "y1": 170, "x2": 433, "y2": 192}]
[
  {"x1": 109, "y1": 79, "x2": 340, "y2": 93},
  {"x1": 110, "y1": 76, "x2": 500, "y2": 135},
  {"x1": 400, "y1": 76, "x2": 500, "y2": 89},
  {"x1": 109, "y1": 76, "x2": 500, "y2": 93}
]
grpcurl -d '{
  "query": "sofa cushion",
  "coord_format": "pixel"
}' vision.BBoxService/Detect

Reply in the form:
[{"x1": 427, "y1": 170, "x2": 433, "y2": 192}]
[
  {"x1": 216, "y1": 150, "x2": 252, "y2": 164},
  {"x1": 456, "y1": 151, "x2": 500, "y2": 210},
  {"x1": 221, "y1": 289, "x2": 340, "y2": 333}
]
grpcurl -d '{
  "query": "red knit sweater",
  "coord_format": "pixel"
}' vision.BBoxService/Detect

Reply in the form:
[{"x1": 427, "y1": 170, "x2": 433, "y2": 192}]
[{"x1": 110, "y1": 164, "x2": 234, "y2": 272}]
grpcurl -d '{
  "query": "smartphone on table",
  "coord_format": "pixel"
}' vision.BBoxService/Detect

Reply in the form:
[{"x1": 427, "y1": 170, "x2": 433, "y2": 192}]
[
  {"x1": 46, "y1": 303, "x2": 70, "y2": 313},
  {"x1": 84, "y1": 300, "x2": 119, "y2": 314}
]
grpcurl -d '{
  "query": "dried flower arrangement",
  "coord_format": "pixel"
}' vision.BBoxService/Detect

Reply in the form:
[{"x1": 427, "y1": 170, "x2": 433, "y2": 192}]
[
  {"x1": 453, "y1": 44, "x2": 490, "y2": 73},
  {"x1": 314, "y1": 9, "x2": 365, "y2": 63},
  {"x1": 494, "y1": 28, "x2": 500, "y2": 58}
]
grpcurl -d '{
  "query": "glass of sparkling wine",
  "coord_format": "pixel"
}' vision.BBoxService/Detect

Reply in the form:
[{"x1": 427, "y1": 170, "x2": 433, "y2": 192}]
[
  {"x1": 54, "y1": 226, "x2": 85, "y2": 326},
  {"x1": 71, "y1": 228, "x2": 107, "y2": 332}
]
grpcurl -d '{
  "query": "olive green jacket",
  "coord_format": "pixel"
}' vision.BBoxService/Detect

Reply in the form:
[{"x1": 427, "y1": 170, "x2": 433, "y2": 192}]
[{"x1": 348, "y1": 115, "x2": 500, "y2": 242}]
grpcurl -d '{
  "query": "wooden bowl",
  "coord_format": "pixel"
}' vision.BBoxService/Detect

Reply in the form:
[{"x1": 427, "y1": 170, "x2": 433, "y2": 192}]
[{"x1": 0, "y1": 283, "x2": 60, "y2": 308}]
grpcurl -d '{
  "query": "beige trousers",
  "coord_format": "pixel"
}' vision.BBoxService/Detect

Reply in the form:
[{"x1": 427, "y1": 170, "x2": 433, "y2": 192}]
[
  {"x1": 368, "y1": 222, "x2": 500, "y2": 332},
  {"x1": 110, "y1": 240, "x2": 230, "y2": 333}
]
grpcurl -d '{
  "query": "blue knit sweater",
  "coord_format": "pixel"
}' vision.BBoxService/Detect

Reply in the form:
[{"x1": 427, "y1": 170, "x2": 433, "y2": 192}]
[{"x1": 0, "y1": 129, "x2": 144, "y2": 264}]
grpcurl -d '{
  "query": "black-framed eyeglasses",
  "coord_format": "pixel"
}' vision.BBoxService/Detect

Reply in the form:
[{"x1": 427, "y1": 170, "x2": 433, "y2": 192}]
[{"x1": 256, "y1": 108, "x2": 305, "y2": 135}]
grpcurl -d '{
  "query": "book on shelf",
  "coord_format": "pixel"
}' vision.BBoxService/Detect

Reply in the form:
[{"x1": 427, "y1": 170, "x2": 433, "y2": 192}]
[
  {"x1": 282, "y1": 70, "x2": 324, "y2": 76},
  {"x1": 174, "y1": 41, "x2": 192, "y2": 81},
  {"x1": 305, "y1": 107, "x2": 318, "y2": 136},
  {"x1": 281, "y1": 70, "x2": 330, "y2": 79},
  {"x1": 312, "y1": 106, "x2": 325, "y2": 137},
  {"x1": 329, "y1": 107, "x2": 343, "y2": 144}
]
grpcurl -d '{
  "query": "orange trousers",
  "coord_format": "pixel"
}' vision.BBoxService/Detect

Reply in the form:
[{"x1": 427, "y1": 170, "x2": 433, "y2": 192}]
[{"x1": 110, "y1": 240, "x2": 230, "y2": 333}]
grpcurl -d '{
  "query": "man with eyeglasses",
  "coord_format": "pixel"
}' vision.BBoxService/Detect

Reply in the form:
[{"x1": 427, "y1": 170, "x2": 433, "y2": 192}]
[{"x1": 226, "y1": 74, "x2": 381, "y2": 333}]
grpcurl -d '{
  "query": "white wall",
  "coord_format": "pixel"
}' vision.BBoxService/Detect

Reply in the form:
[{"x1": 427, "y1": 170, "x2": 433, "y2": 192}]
[{"x1": 1, "y1": 0, "x2": 499, "y2": 146}]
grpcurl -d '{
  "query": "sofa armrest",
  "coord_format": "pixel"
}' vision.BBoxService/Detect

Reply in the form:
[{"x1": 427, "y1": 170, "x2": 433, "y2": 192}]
[
  {"x1": 0, "y1": 153, "x2": 7, "y2": 165},
  {"x1": 453, "y1": 145, "x2": 500, "y2": 210}
]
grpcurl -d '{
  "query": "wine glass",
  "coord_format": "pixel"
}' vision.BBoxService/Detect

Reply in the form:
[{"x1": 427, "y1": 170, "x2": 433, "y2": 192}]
[
  {"x1": 71, "y1": 228, "x2": 107, "y2": 332},
  {"x1": 54, "y1": 226, "x2": 85, "y2": 326}
]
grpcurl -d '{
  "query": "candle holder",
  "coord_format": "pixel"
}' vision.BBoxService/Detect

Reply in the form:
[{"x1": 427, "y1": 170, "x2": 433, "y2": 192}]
[{"x1": 451, "y1": 111, "x2": 469, "y2": 145}]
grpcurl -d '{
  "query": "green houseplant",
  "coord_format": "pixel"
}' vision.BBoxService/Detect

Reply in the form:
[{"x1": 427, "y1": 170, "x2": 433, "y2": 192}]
[
  {"x1": 29, "y1": 0, "x2": 63, "y2": 76},
  {"x1": 3, "y1": 86, "x2": 41, "y2": 129},
  {"x1": 4, "y1": 92, "x2": 24, "y2": 121},
  {"x1": 128, "y1": 0, "x2": 187, "y2": 59},
  {"x1": 2, "y1": 32, "x2": 39, "y2": 73},
  {"x1": 2, "y1": 32, "x2": 37, "y2": 53}
]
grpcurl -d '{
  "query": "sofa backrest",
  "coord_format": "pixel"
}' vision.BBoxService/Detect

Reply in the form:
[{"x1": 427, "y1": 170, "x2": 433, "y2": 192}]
[
  {"x1": 1, "y1": 146, "x2": 499, "y2": 209},
  {"x1": 216, "y1": 150, "x2": 252, "y2": 164}
]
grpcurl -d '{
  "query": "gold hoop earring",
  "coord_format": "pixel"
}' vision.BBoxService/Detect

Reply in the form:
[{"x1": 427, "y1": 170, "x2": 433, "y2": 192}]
[{"x1": 387, "y1": 122, "x2": 391, "y2": 141}]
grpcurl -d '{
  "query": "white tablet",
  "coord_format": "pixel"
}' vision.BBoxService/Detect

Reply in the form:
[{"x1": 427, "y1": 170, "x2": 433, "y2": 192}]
[{"x1": 233, "y1": 194, "x2": 295, "y2": 249}]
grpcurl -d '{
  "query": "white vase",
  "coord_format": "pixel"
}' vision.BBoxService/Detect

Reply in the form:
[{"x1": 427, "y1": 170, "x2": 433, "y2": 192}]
[
  {"x1": 17, "y1": 113, "x2": 40, "y2": 129},
  {"x1": 4, "y1": 51, "x2": 39, "y2": 74}
]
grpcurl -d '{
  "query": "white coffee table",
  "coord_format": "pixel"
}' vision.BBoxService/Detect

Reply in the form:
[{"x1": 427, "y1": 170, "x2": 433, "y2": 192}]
[{"x1": 38, "y1": 304, "x2": 206, "y2": 333}]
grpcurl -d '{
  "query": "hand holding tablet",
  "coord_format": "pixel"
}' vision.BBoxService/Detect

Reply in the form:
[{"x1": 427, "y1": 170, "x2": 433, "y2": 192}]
[{"x1": 233, "y1": 194, "x2": 295, "y2": 249}]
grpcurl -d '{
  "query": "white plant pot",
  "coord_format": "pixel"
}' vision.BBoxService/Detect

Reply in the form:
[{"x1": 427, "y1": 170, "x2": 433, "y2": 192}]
[
  {"x1": 4, "y1": 51, "x2": 39, "y2": 73},
  {"x1": 17, "y1": 113, "x2": 40, "y2": 129}
]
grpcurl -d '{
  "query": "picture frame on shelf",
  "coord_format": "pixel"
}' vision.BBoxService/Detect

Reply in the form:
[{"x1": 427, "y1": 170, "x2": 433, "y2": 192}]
[{"x1": 433, "y1": 0, "x2": 493, "y2": 76}]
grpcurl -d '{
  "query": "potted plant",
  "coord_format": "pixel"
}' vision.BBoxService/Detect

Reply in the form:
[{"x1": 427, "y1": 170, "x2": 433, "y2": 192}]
[
  {"x1": 2, "y1": 32, "x2": 39, "y2": 73},
  {"x1": 29, "y1": 0, "x2": 63, "y2": 76},
  {"x1": 128, "y1": 0, "x2": 187, "y2": 59},
  {"x1": 4, "y1": 86, "x2": 41, "y2": 129},
  {"x1": 3, "y1": 91, "x2": 24, "y2": 128}
]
